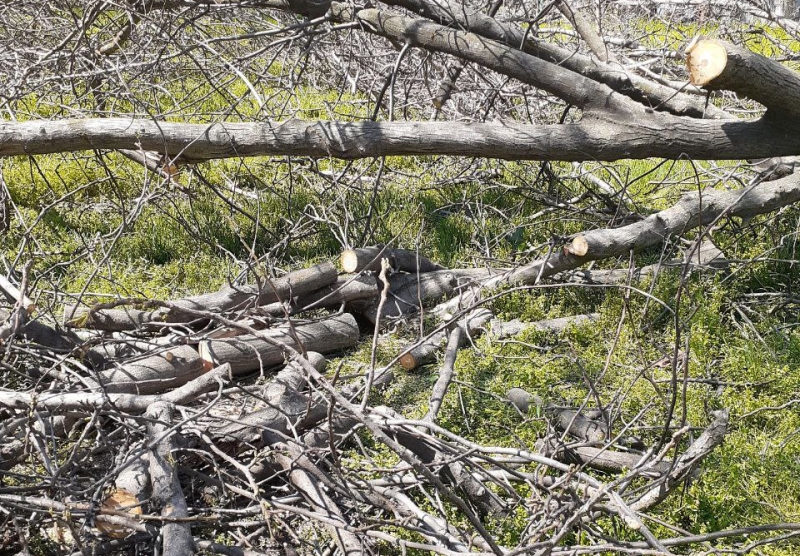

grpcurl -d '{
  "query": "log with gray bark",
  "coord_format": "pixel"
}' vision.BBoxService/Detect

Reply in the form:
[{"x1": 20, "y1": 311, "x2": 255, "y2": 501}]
[
  {"x1": 210, "y1": 353, "x2": 329, "y2": 445},
  {"x1": 398, "y1": 308, "x2": 493, "y2": 370},
  {"x1": 292, "y1": 273, "x2": 380, "y2": 311},
  {"x1": 198, "y1": 313, "x2": 359, "y2": 374},
  {"x1": 8, "y1": 11, "x2": 800, "y2": 165},
  {"x1": 630, "y1": 409, "x2": 730, "y2": 512},
  {"x1": 350, "y1": 269, "x2": 491, "y2": 325},
  {"x1": 0, "y1": 308, "x2": 79, "y2": 353},
  {"x1": 0, "y1": 364, "x2": 231, "y2": 412},
  {"x1": 489, "y1": 314, "x2": 600, "y2": 341},
  {"x1": 429, "y1": 170, "x2": 800, "y2": 318},
  {"x1": 63, "y1": 262, "x2": 337, "y2": 331},
  {"x1": 5, "y1": 112, "x2": 800, "y2": 163},
  {"x1": 382, "y1": 0, "x2": 728, "y2": 119},
  {"x1": 82, "y1": 344, "x2": 205, "y2": 395},
  {"x1": 340, "y1": 246, "x2": 444, "y2": 274},
  {"x1": 0, "y1": 275, "x2": 36, "y2": 315},
  {"x1": 540, "y1": 441, "x2": 673, "y2": 477},
  {"x1": 146, "y1": 402, "x2": 195, "y2": 555},
  {"x1": 686, "y1": 37, "x2": 800, "y2": 120}
]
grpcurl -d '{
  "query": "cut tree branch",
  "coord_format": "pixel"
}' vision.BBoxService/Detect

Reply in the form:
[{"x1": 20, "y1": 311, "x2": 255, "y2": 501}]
[{"x1": 4, "y1": 117, "x2": 800, "y2": 163}]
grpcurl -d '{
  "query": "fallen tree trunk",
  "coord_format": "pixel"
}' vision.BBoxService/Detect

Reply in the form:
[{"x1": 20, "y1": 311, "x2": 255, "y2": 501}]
[
  {"x1": 630, "y1": 409, "x2": 730, "y2": 512},
  {"x1": 0, "y1": 308, "x2": 78, "y2": 353},
  {"x1": 146, "y1": 402, "x2": 195, "y2": 555},
  {"x1": 0, "y1": 364, "x2": 231, "y2": 412},
  {"x1": 292, "y1": 273, "x2": 380, "y2": 311},
  {"x1": 63, "y1": 262, "x2": 337, "y2": 331},
  {"x1": 198, "y1": 313, "x2": 359, "y2": 374},
  {"x1": 427, "y1": 171, "x2": 800, "y2": 318},
  {"x1": 547, "y1": 444, "x2": 673, "y2": 477},
  {"x1": 210, "y1": 353, "x2": 328, "y2": 445},
  {"x1": 686, "y1": 38, "x2": 800, "y2": 120},
  {"x1": 489, "y1": 314, "x2": 600, "y2": 341},
  {"x1": 351, "y1": 270, "x2": 490, "y2": 325}
]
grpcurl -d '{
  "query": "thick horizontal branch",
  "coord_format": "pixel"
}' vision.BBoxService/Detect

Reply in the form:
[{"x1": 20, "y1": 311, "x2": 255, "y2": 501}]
[
  {"x1": 0, "y1": 364, "x2": 231, "y2": 412},
  {"x1": 4, "y1": 117, "x2": 800, "y2": 163},
  {"x1": 64, "y1": 262, "x2": 337, "y2": 330},
  {"x1": 198, "y1": 313, "x2": 359, "y2": 374},
  {"x1": 340, "y1": 246, "x2": 444, "y2": 274}
]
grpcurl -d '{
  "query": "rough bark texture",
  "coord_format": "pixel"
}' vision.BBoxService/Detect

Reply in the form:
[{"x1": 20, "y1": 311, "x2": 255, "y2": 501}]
[
  {"x1": 1, "y1": 308, "x2": 77, "y2": 352},
  {"x1": 64, "y1": 262, "x2": 338, "y2": 330},
  {"x1": 506, "y1": 172, "x2": 800, "y2": 286},
  {"x1": 0, "y1": 364, "x2": 231, "y2": 412},
  {"x1": 351, "y1": 270, "x2": 461, "y2": 324},
  {"x1": 399, "y1": 308, "x2": 493, "y2": 370},
  {"x1": 293, "y1": 274, "x2": 380, "y2": 311},
  {"x1": 198, "y1": 313, "x2": 358, "y2": 374},
  {"x1": 86, "y1": 345, "x2": 205, "y2": 395},
  {"x1": 340, "y1": 246, "x2": 444, "y2": 274},
  {"x1": 382, "y1": 0, "x2": 729, "y2": 119},
  {"x1": 146, "y1": 403, "x2": 195, "y2": 555},
  {"x1": 7, "y1": 117, "x2": 800, "y2": 163},
  {"x1": 489, "y1": 314, "x2": 600, "y2": 340},
  {"x1": 210, "y1": 353, "x2": 327, "y2": 445}
]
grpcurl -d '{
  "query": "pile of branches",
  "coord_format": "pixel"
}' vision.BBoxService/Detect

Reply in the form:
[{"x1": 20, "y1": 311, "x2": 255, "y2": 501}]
[{"x1": 1, "y1": 242, "x2": 734, "y2": 555}]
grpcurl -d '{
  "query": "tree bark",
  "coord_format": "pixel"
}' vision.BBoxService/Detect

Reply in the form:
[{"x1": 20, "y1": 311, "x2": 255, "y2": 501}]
[
  {"x1": 292, "y1": 273, "x2": 380, "y2": 311},
  {"x1": 85, "y1": 344, "x2": 205, "y2": 395},
  {"x1": 7, "y1": 117, "x2": 800, "y2": 163},
  {"x1": 210, "y1": 353, "x2": 327, "y2": 445},
  {"x1": 64, "y1": 262, "x2": 338, "y2": 330},
  {"x1": 198, "y1": 313, "x2": 359, "y2": 374},
  {"x1": 0, "y1": 309, "x2": 78, "y2": 353},
  {"x1": 350, "y1": 270, "x2": 462, "y2": 325},
  {"x1": 630, "y1": 409, "x2": 729, "y2": 512},
  {"x1": 0, "y1": 364, "x2": 231, "y2": 412},
  {"x1": 381, "y1": 0, "x2": 729, "y2": 119},
  {"x1": 506, "y1": 171, "x2": 800, "y2": 286},
  {"x1": 399, "y1": 308, "x2": 493, "y2": 370},
  {"x1": 489, "y1": 314, "x2": 600, "y2": 341},
  {"x1": 146, "y1": 402, "x2": 195, "y2": 555},
  {"x1": 340, "y1": 246, "x2": 444, "y2": 274}
]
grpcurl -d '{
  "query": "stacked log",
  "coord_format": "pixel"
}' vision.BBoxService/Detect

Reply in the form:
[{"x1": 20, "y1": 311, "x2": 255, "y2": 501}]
[
  {"x1": 8, "y1": 246, "x2": 641, "y2": 396},
  {"x1": 50, "y1": 247, "x2": 468, "y2": 394}
]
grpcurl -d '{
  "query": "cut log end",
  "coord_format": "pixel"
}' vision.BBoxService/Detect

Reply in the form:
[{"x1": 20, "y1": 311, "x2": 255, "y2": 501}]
[
  {"x1": 685, "y1": 39, "x2": 727, "y2": 87},
  {"x1": 570, "y1": 236, "x2": 589, "y2": 257},
  {"x1": 340, "y1": 249, "x2": 362, "y2": 273},
  {"x1": 398, "y1": 352, "x2": 417, "y2": 370}
]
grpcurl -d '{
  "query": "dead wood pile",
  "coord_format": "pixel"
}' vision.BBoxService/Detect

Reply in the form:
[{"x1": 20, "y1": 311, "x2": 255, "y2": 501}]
[{"x1": 0, "y1": 243, "x2": 731, "y2": 555}]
